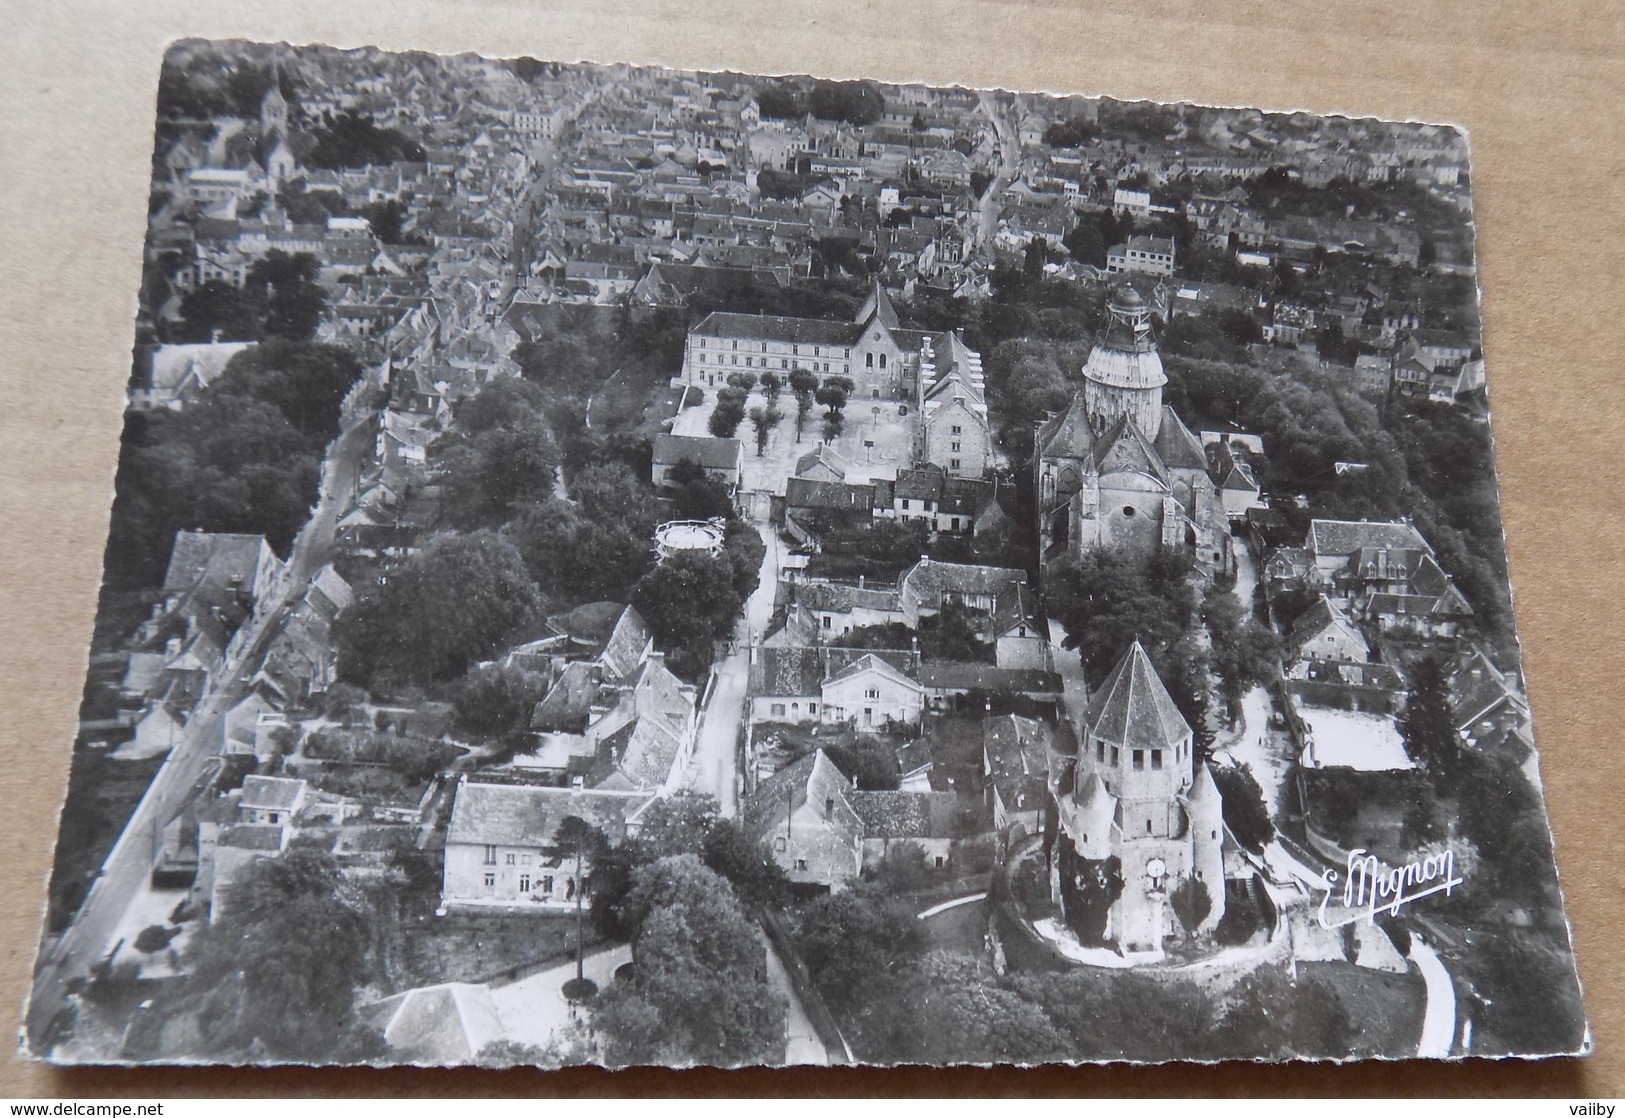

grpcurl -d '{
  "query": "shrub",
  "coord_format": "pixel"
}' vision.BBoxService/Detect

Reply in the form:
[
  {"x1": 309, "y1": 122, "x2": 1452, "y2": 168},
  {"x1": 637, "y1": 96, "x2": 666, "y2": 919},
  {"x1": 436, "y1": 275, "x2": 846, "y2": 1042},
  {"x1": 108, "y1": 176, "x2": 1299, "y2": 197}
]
[{"x1": 133, "y1": 924, "x2": 180, "y2": 954}]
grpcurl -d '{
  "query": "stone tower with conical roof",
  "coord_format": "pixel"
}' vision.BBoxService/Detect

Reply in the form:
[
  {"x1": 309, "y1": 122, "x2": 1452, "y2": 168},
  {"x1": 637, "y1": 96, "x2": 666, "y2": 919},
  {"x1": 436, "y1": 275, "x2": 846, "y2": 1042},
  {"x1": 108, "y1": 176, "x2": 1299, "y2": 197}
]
[
  {"x1": 1050, "y1": 640, "x2": 1226, "y2": 954},
  {"x1": 1082, "y1": 285, "x2": 1167, "y2": 439}
]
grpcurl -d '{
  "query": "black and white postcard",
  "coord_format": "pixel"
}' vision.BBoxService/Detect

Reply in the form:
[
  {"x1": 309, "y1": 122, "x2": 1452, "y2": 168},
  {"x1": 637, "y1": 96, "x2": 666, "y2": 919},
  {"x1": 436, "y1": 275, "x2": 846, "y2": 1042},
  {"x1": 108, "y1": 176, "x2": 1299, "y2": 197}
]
[{"x1": 23, "y1": 39, "x2": 1588, "y2": 1068}]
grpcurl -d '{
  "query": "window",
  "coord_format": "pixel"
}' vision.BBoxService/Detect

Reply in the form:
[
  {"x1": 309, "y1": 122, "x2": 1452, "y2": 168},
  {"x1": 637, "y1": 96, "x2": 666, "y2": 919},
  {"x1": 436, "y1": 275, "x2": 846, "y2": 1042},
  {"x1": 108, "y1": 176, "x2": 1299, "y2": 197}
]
[
  {"x1": 795, "y1": 858, "x2": 808, "y2": 871},
  {"x1": 782, "y1": 359, "x2": 788, "y2": 369},
  {"x1": 483, "y1": 873, "x2": 495, "y2": 888},
  {"x1": 866, "y1": 353, "x2": 874, "y2": 368},
  {"x1": 951, "y1": 424, "x2": 962, "y2": 434},
  {"x1": 772, "y1": 702, "x2": 786, "y2": 717},
  {"x1": 700, "y1": 338, "x2": 707, "y2": 348},
  {"x1": 1133, "y1": 749, "x2": 1145, "y2": 771},
  {"x1": 808, "y1": 703, "x2": 818, "y2": 715},
  {"x1": 1146, "y1": 819, "x2": 1154, "y2": 834},
  {"x1": 879, "y1": 354, "x2": 887, "y2": 369},
  {"x1": 1151, "y1": 749, "x2": 1163, "y2": 770},
  {"x1": 864, "y1": 687, "x2": 880, "y2": 700},
  {"x1": 732, "y1": 340, "x2": 738, "y2": 349},
  {"x1": 950, "y1": 458, "x2": 961, "y2": 471},
  {"x1": 1096, "y1": 740, "x2": 1105, "y2": 762},
  {"x1": 521, "y1": 854, "x2": 532, "y2": 865},
  {"x1": 746, "y1": 356, "x2": 752, "y2": 367},
  {"x1": 844, "y1": 349, "x2": 850, "y2": 358},
  {"x1": 762, "y1": 342, "x2": 768, "y2": 353},
  {"x1": 821, "y1": 614, "x2": 832, "y2": 629},
  {"x1": 483, "y1": 845, "x2": 498, "y2": 865},
  {"x1": 934, "y1": 856, "x2": 946, "y2": 869},
  {"x1": 267, "y1": 812, "x2": 280, "y2": 825},
  {"x1": 505, "y1": 853, "x2": 516, "y2": 865},
  {"x1": 542, "y1": 875, "x2": 554, "y2": 893},
  {"x1": 519, "y1": 875, "x2": 531, "y2": 893},
  {"x1": 951, "y1": 440, "x2": 961, "y2": 452},
  {"x1": 872, "y1": 387, "x2": 880, "y2": 399}
]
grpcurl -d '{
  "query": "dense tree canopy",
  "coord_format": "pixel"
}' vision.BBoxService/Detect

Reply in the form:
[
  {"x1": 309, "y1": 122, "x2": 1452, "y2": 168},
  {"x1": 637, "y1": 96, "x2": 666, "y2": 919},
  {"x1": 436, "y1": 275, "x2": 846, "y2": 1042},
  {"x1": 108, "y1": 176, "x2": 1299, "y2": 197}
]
[
  {"x1": 592, "y1": 855, "x2": 786, "y2": 1068},
  {"x1": 184, "y1": 849, "x2": 377, "y2": 1062},
  {"x1": 304, "y1": 111, "x2": 426, "y2": 170},
  {"x1": 335, "y1": 530, "x2": 544, "y2": 688}
]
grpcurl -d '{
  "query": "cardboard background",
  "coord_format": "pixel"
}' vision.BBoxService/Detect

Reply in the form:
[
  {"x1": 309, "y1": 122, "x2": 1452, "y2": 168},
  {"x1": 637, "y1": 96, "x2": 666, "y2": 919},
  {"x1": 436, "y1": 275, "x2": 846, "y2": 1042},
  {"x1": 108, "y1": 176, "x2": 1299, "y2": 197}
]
[{"x1": 1, "y1": 0, "x2": 1620, "y2": 1097}]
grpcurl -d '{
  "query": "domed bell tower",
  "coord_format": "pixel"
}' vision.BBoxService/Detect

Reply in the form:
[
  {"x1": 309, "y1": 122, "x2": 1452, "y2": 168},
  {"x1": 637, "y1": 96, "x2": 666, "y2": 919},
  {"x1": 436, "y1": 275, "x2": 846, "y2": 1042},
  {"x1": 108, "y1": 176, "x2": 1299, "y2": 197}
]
[{"x1": 1082, "y1": 285, "x2": 1166, "y2": 439}]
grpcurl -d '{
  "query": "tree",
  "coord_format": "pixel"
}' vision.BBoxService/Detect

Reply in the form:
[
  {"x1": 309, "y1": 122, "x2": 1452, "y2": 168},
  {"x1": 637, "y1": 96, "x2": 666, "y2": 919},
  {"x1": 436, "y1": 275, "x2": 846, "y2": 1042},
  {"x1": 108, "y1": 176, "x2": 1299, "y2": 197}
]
[
  {"x1": 246, "y1": 251, "x2": 327, "y2": 340},
  {"x1": 794, "y1": 887, "x2": 926, "y2": 1010},
  {"x1": 893, "y1": 953, "x2": 1071, "y2": 1065},
  {"x1": 593, "y1": 856, "x2": 786, "y2": 1067},
  {"x1": 787, "y1": 367, "x2": 819, "y2": 439},
  {"x1": 209, "y1": 339, "x2": 363, "y2": 440},
  {"x1": 822, "y1": 411, "x2": 846, "y2": 445},
  {"x1": 183, "y1": 849, "x2": 375, "y2": 1062},
  {"x1": 1211, "y1": 763, "x2": 1274, "y2": 852},
  {"x1": 1399, "y1": 654, "x2": 1460, "y2": 780},
  {"x1": 305, "y1": 110, "x2": 425, "y2": 170},
  {"x1": 814, "y1": 382, "x2": 849, "y2": 417},
  {"x1": 1169, "y1": 876, "x2": 1212, "y2": 936},
  {"x1": 631, "y1": 549, "x2": 744, "y2": 676},
  {"x1": 1201, "y1": 587, "x2": 1281, "y2": 724},
  {"x1": 335, "y1": 530, "x2": 544, "y2": 687},
  {"x1": 701, "y1": 821, "x2": 792, "y2": 910},
  {"x1": 726, "y1": 371, "x2": 758, "y2": 393},
  {"x1": 758, "y1": 371, "x2": 782, "y2": 401},
  {"x1": 551, "y1": 816, "x2": 607, "y2": 984},
  {"x1": 177, "y1": 280, "x2": 259, "y2": 343},
  {"x1": 709, "y1": 397, "x2": 747, "y2": 439},
  {"x1": 747, "y1": 405, "x2": 781, "y2": 456},
  {"x1": 449, "y1": 662, "x2": 550, "y2": 741}
]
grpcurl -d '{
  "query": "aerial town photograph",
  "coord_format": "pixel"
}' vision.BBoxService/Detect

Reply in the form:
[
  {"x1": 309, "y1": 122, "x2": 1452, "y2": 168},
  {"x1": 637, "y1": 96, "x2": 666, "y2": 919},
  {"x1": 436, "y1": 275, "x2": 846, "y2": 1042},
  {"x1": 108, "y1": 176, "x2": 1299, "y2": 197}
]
[{"x1": 23, "y1": 39, "x2": 1586, "y2": 1069}]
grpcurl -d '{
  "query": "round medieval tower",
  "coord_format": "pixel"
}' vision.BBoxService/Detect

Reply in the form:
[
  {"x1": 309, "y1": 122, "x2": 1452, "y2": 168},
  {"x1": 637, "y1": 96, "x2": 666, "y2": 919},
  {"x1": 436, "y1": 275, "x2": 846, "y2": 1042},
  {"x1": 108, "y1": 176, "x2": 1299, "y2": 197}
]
[{"x1": 1082, "y1": 285, "x2": 1166, "y2": 439}]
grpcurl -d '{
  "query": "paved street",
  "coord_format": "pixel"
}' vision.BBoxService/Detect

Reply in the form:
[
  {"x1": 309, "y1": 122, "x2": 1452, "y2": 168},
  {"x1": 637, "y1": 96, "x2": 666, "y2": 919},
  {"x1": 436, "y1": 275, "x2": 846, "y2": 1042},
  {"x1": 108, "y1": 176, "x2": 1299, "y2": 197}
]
[
  {"x1": 684, "y1": 522, "x2": 779, "y2": 817},
  {"x1": 27, "y1": 414, "x2": 373, "y2": 1046}
]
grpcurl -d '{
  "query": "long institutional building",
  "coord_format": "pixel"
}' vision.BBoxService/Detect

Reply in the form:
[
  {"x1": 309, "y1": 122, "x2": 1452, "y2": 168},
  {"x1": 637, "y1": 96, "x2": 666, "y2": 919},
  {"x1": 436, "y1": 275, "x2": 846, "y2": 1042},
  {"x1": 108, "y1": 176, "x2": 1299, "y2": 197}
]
[{"x1": 677, "y1": 284, "x2": 995, "y2": 478}]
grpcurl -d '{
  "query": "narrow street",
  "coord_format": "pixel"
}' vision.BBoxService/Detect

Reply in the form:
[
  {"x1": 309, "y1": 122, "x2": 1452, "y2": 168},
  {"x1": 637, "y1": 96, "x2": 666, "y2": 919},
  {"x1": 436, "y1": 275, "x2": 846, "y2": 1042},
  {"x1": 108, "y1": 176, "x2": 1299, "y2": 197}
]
[
  {"x1": 1409, "y1": 934, "x2": 1458, "y2": 1057},
  {"x1": 27, "y1": 413, "x2": 373, "y2": 1043},
  {"x1": 971, "y1": 90, "x2": 1020, "y2": 260},
  {"x1": 683, "y1": 521, "x2": 780, "y2": 817},
  {"x1": 763, "y1": 938, "x2": 829, "y2": 1066}
]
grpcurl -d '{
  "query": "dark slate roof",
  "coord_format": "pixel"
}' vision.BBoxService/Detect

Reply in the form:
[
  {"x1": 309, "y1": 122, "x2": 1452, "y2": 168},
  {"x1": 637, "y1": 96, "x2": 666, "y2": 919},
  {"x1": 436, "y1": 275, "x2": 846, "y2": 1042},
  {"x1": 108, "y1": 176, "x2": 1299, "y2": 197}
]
[
  {"x1": 691, "y1": 311, "x2": 862, "y2": 347},
  {"x1": 741, "y1": 749, "x2": 861, "y2": 845},
  {"x1": 903, "y1": 558, "x2": 1027, "y2": 602},
  {"x1": 531, "y1": 662, "x2": 605, "y2": 733},
  {"x1": 917, "y1": 662, "x2": 1064, "y2": 695},
  {"x1": 1307, "y1": 518, "x2": 1429, "y2": 558},
  {"x1": 848, "y1": 790, "x2": 973, "y2": 838},
  {"x1": 598, "y1": 605, "x2": 652, "y2": 679},
  {"x1": 1093, "y1": 414, "x2": 1172, "y2": 487},
  {"x1": 1035, "y1": 394, "x2": 1098, "y2": 460},
  {"x1": 1082, "y1": 641, "x2": 1190, "y2": 751},
  {"x1": 750, "y1": 646, "x2": 825, "y2": 697},
  {"x1": 652, "y1": 433, "x2": 742, "y2": 470},
  {"x1": 894, "y1": 465, "x2": 946, "y2": 502},
  {"x1": 785, "y1": 477, "x2": 872, "y2": 512},
  {"x1": 1152, "y1": 407, "x2": 1208, "y2": 471},
  {"x1": 161, "y1": 531, "x2": 269, "y2": 596},
  {"x1": 982, "y1": 714, "x2": 1053, "y2": 814}
]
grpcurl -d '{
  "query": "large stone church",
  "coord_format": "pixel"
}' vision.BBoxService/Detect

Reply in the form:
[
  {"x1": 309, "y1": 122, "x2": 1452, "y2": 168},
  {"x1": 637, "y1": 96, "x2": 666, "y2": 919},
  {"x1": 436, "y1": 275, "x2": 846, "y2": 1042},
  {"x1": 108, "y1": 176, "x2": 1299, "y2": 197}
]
[
  {"x1": 1034, "y1": 286, "x2": 1229, "y2": 572},
  {"x1": 1049, "y1": 640, "x2": 1228, "y2": 955}
]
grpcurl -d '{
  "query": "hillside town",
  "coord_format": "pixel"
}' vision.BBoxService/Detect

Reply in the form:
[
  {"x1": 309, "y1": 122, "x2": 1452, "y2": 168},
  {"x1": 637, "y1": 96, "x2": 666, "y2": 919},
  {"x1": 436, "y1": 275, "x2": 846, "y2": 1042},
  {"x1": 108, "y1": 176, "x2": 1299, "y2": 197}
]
[{"x1": 28, "y1": 42, "x2": 1585, "y2": 1068}]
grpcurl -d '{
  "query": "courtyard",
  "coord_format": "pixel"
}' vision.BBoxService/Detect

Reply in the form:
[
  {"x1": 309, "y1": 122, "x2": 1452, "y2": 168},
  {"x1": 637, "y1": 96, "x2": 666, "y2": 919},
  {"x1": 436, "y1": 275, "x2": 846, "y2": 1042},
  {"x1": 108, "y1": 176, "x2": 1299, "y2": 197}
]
[{"x1": 672, "y1": 384, "x2": 920, "y2": 495}]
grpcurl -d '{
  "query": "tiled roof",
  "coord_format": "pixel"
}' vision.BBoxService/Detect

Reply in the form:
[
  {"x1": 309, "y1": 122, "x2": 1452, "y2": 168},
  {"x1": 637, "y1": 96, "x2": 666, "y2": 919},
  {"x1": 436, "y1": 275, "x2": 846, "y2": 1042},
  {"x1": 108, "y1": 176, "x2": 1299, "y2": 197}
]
[
  {"x1": 239, "y1": 776, "x2": 305, "y2": 811},
  {"x1": 653, "y1": 433, "x2": 742, "y2": 470},
  {"x1": 1308, "y1": 519, "x2": 1429, "y2": 559},
  {"x1": 749, "y1": 646, "x2": 824, "y2": 698},
  {"x1": 917, "y1": 662, "x2": 1063, "y2": 695},
  {"x1": 848, "y1": 790, "x2": 973, "y2": 838},
  {"x1": 1083, "y1": 641, "x2": 1190, "y2": 751},
  {"x1": 691, "y1": 311, "x2": 862, "y2": 347},
  {"x1": 445, "y1": 781, "x2": 655, "y2": 847}
]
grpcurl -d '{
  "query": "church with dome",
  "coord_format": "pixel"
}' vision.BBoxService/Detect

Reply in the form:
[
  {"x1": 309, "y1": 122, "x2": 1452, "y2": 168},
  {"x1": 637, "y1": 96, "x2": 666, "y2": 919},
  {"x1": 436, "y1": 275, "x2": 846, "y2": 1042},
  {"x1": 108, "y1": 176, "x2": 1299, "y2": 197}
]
[{"x1": 1033, "y1": 285, "x2": 1230, "y2": 575}]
